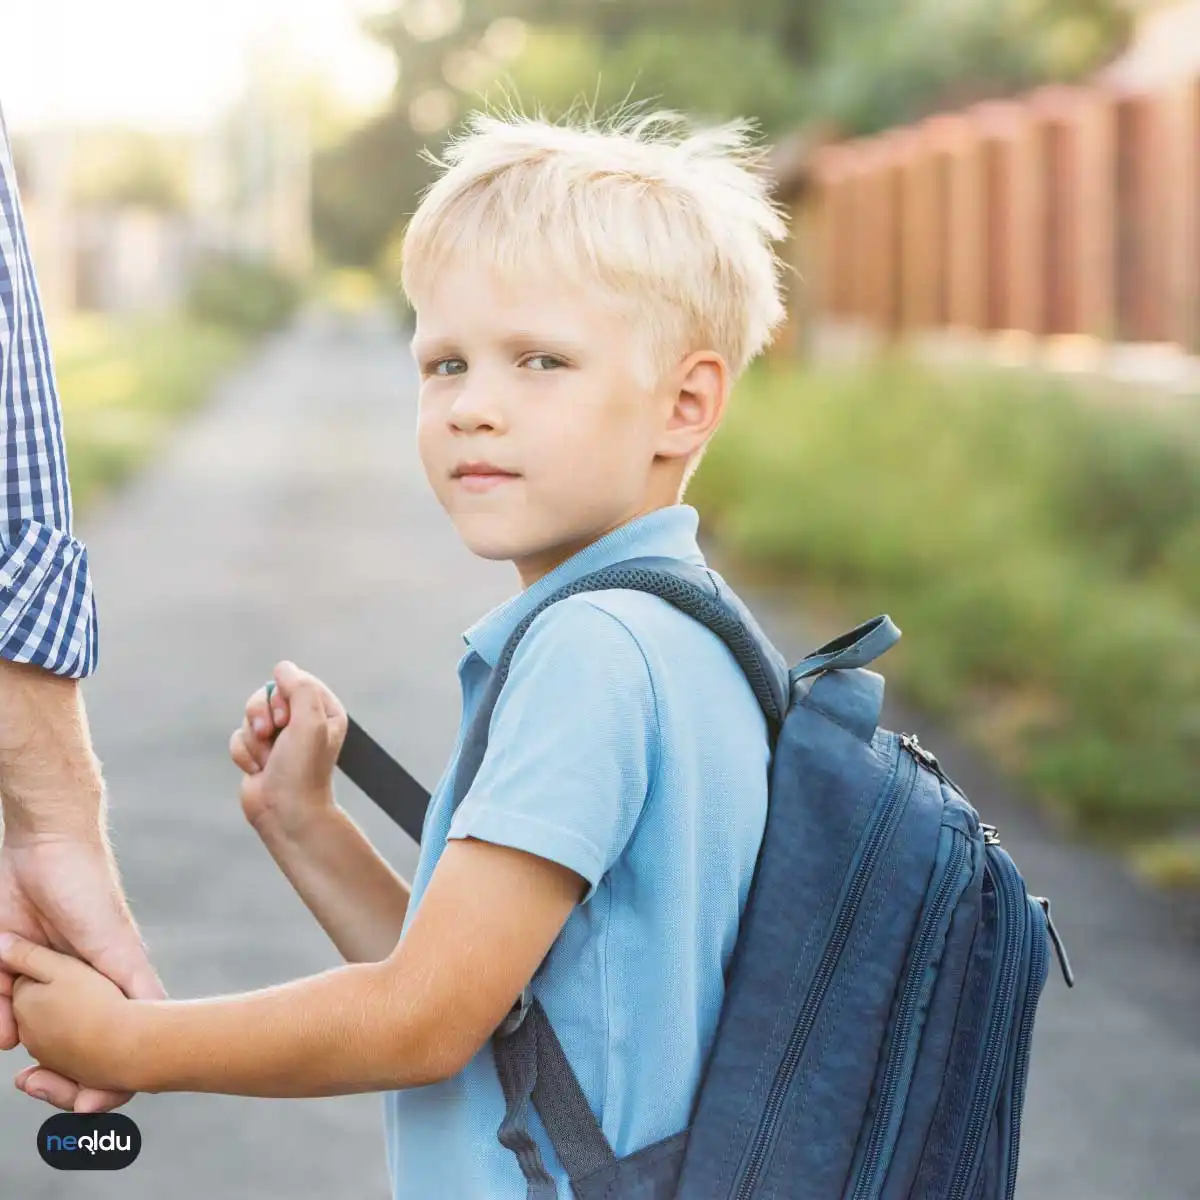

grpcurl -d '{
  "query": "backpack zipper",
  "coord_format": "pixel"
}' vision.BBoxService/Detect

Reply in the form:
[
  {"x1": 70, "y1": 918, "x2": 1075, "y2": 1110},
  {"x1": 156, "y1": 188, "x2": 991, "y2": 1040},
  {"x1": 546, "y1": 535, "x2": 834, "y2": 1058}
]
[
  {"x1": 1004, "y1": 902, "x2": 1049, "y2": 1200},
  {"x1": 946, "y1": 846, "x2": 1026, "y2": 1200},
  {"x1": 899, "y1": 735, "x2": 1073, "y2": 990},
  {"x1": 899, "y1": 732, "x2": 968, "y2": 799},
  {"x1": 848, "y1": 829, "x2": 971, "y2": 1199},
  {"x1": 732, "y1": 737, "x2": 917, "y2": 1200}
]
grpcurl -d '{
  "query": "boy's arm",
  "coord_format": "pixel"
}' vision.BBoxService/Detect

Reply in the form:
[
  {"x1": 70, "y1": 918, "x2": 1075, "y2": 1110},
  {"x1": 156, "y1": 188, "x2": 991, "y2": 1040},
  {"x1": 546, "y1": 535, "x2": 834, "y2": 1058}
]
[
  {"x1": 120, "y1": 836, "x2": 584, "y2": 1096},
  {"x1": 121, "y1": 601, "x2": 636, "y2": 1098},
  {"x1": 251, "y1": 801, "x2": 411, "y2": 964}
]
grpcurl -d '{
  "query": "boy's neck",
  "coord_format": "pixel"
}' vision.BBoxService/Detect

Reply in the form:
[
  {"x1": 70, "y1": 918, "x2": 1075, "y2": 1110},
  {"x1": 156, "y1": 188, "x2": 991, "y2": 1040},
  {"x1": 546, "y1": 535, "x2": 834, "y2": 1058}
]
[{"x1": 513, "y1": 502, "x2": 680, "y2": 591}]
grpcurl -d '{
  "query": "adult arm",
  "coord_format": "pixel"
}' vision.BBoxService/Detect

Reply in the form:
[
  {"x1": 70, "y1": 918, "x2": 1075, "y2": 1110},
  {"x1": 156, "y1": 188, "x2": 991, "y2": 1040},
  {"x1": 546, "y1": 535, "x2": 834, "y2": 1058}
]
[
  {"x1": 0, "y1": 102, "x2": 98, "y2": 683},
  {"x1": 0, "y1": 103, "x2": 163, "y2": 1115}
]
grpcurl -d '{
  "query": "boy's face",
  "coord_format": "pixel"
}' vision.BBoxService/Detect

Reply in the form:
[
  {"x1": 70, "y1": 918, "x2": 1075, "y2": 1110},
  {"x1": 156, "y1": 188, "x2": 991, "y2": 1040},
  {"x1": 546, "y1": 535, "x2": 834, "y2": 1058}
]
[{"x1": 412, "y1": 260, "x2": 718, "y2": 589}]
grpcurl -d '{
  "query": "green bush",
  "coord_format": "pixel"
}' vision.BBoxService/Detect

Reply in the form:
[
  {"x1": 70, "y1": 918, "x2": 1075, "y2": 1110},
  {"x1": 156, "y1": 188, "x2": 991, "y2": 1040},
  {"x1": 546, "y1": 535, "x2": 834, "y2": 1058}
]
[
  {"x1": 689, "y1": 356, "x2": 1200, "y2": 847},
  {"x1": 1044, "y1": 403, "x2": 1200, "y2": 589},
  {"x1": 186, "y1": 255, "x2": 301, "y2": 335}
]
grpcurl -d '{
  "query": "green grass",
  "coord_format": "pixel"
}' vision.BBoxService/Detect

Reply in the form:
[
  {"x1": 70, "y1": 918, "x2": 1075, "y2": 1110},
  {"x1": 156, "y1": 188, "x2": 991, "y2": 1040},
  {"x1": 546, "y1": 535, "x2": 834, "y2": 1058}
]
[
  {"x1": 689, "y1": 355, "x2": 1200, "y2": 883},
  {"x1": 54, "y1": 315, "x2": 249, "y2": 510}
]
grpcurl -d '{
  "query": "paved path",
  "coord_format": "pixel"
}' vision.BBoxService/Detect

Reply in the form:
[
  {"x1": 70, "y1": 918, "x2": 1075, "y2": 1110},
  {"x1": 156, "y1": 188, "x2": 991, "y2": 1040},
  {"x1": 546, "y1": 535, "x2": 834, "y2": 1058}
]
[{"x1": 1, "y1": 311, "x2": 1196, "y2": 1198}]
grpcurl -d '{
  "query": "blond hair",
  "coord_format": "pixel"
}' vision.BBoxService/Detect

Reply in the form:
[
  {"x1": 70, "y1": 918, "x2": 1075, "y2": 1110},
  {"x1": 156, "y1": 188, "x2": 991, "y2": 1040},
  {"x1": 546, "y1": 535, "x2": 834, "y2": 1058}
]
[{"x1": 401, "y1": 103, "x2": 789, "y2": 375}]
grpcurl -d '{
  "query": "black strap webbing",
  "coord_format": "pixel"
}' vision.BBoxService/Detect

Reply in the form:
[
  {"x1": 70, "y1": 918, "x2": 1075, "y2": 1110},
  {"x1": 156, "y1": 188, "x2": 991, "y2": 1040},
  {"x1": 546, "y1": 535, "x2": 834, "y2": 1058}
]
[
  {"x1": 336, "y1": 715, "x2": 430, "y2": 842},
  {"x1": 494, "y1": 997, "x2": 617, "y2": 1196}
]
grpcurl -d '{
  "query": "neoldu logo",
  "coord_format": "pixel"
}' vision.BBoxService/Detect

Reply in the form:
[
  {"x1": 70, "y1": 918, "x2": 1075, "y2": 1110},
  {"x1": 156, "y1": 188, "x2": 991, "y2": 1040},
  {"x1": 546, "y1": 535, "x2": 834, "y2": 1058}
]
[{"x1": 38, "y1": 1112, "x2": 141, "y2": 1170}]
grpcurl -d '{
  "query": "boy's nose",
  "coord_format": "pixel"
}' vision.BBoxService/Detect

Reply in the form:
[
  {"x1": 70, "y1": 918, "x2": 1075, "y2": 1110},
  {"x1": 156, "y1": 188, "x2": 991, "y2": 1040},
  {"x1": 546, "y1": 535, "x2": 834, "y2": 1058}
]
[{"x1": 449, "y1": 391, "x2": 504, "y2": 431}]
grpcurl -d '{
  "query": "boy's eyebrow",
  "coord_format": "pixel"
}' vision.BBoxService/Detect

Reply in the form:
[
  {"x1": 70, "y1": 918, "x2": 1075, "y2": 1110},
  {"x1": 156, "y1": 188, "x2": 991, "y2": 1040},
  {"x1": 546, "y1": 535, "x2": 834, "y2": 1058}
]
[
  {"x1": 497, "y1": 330, "x2": 587, "y2": 355},
  {"x1": 410, "y1": 337, "x2": 454, "y2": 361},
  {"x1": 411, "y1": 330, "x2": 588, "y2": 360}
]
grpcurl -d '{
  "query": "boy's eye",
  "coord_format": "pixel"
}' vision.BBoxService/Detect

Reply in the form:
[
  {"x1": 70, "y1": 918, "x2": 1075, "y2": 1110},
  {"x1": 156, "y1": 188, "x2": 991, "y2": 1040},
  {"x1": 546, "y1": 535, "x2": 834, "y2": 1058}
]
[
  {"x1": 523, "y1": 354, "x2": 565, "y2": 371},
  {"x1": 429, "y1": 358, "x2": 467, "y2": 377}
]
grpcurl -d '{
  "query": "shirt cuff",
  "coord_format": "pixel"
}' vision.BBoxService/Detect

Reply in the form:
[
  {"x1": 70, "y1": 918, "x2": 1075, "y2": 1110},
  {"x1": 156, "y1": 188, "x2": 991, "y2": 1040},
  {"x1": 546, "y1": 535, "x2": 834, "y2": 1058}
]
[
  {"x1": 0, "y1": 518, "x2": 98, "y2": 678},
  {"x1": 447, "y1": 803, "x2": 608, "y2": 905}
]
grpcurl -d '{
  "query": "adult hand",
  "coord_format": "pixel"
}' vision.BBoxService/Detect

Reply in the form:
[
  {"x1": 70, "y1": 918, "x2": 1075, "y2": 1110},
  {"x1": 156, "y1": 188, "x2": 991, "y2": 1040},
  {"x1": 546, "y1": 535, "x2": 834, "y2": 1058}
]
[{"x1": 0, "y1": 831, "x2": 165, "y2": 1112}]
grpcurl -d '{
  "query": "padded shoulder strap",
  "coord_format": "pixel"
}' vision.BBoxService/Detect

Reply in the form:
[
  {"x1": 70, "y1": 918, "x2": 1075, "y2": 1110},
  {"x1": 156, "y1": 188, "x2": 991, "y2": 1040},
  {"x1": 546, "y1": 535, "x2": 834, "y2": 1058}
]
[{"x1": 448, "y1": 556, "x2": 792, "y2": 818}]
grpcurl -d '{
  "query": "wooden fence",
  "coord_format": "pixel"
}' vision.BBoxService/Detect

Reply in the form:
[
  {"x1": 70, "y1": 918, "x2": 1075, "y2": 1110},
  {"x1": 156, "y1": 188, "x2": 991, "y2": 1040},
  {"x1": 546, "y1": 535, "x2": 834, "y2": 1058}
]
[{"x1": 773, "y1": 71, "x2": 1200, "y2": 363}]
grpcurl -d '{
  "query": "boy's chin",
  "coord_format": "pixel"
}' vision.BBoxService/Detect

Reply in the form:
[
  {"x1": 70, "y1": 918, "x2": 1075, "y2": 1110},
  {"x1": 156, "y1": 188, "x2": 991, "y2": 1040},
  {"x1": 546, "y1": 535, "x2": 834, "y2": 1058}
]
[
  {"x1": 452, "y1": 522, "x2": 532, "y2": 564},
  {"x1": 464, "y1": 540, "x2": 520, "y2": 563},
  {"x1": 454, "y1": 524, "x2": 569, "y2": 578}
]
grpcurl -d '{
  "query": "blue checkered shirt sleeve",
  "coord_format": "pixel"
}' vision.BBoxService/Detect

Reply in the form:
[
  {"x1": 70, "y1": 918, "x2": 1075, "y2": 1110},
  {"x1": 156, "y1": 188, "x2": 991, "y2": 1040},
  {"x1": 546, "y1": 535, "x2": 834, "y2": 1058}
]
[{"x1": 0, "y1": 104, "x2": 98, "y2": 678}]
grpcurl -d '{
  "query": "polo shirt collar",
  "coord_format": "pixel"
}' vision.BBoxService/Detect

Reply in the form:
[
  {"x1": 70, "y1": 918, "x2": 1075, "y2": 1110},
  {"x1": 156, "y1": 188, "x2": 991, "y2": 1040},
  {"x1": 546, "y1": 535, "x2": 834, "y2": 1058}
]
[{"x1": 461, "y1": 503, "x2": 707, "y2": 669}]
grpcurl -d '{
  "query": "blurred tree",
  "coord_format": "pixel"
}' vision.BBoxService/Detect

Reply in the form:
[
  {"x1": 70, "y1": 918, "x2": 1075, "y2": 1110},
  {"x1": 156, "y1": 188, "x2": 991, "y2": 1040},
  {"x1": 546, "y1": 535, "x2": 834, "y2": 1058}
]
[
  {"x1": 315, "y1": 0, "x2": 826, "y2": 267},
  {"x1": 313, "y1": 0, "x2": 1131, "y2": 268},
  {"x1": 71, "y1": 129, "x2": 190, "y2": 211},
  {"x1": 810, "y1": 0, "x2": 1131, "y2": 134},
  {"x1": 313, "y1": 104, "x2": 439, "y2": 269}
]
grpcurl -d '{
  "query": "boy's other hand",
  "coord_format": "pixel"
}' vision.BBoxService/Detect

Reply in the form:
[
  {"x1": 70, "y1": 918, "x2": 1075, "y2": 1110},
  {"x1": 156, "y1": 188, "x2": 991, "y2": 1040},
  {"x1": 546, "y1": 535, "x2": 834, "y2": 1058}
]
[
  {"x1": 0, "y1": 932, "x2": 140, "y2": 1096},
  {"x1": 230, "y1": 661, "x2": 347, "y2": 839}
]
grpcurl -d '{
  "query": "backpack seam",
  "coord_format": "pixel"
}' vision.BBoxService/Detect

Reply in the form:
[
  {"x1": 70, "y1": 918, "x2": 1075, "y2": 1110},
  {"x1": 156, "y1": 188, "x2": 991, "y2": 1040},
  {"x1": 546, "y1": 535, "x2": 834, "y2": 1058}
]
[
  {"x1": 768, "y1": 834, "x2": 907, "y2": 1192},
  {"x1": 798, "y1": 691, "x2": 868, "y2": 741}
]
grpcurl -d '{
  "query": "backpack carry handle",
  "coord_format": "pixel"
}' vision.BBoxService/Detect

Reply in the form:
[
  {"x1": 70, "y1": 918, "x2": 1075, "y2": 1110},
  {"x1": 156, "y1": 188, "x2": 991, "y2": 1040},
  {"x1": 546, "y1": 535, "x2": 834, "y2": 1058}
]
[
  {"x1": 789, "y1": 616, "x2": 900, "y2": 744},
  {"x1": 791, "y1": 615, "x2": 900, "y2": 680}
]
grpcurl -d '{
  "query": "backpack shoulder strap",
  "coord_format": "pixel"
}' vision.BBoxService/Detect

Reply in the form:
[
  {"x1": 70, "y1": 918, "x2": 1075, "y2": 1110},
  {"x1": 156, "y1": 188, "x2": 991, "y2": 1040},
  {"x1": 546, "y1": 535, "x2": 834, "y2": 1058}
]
[
  {"x1": 519, "y1": 556, "x2": 789, "y2": 724},
  {"x1": 469, "y1": 558, "x2": 788, "y2": 1195},
  {"x1": 449, "y1": 556, "x2": 791, "y2": 820}
]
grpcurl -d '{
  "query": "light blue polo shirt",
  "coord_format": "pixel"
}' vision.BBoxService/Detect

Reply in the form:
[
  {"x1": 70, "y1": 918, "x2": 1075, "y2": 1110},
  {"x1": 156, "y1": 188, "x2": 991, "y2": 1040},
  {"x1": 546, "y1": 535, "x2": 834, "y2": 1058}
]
[{"x1": 383, "y1": 503, "x2": 770, "y2": 1198}]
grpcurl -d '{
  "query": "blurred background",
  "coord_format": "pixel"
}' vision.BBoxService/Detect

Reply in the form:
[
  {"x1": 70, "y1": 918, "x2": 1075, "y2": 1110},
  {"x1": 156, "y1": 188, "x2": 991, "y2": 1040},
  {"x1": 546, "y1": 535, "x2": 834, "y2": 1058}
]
[
  {"x1": 3, "y1": 0, "x2": 1196, "y2": 885},
  {"x1": 0, "y1": 1, "x2": 1198, "y2": 1195}
]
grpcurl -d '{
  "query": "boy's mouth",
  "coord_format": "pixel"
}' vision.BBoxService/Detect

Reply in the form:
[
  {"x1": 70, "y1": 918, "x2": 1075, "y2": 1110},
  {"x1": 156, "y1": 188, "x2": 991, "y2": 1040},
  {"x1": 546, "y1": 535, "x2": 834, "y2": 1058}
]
[
  {"x1": 451, "y1": 460, "x2": 522, "y2": 492},
  {"x1": 455, "y1": 473, "x2": 519, "y2": 493}
]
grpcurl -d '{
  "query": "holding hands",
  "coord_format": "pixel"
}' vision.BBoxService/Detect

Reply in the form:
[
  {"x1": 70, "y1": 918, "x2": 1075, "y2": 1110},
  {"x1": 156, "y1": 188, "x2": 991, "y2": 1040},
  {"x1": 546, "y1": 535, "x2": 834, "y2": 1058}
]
[
  {"x1": 1, "y1": 661, "x2": 348, "y2": 1107},
  {"x1": 0, "y1": 837, "x2": 166, "y2": 1111}
]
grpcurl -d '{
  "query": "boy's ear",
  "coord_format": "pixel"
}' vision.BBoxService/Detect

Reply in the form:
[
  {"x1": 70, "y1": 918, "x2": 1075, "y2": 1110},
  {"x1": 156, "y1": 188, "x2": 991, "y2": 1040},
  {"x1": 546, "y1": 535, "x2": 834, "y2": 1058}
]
[{"x1": 659, "y1": 350, "x2": 727, "y2": 458}]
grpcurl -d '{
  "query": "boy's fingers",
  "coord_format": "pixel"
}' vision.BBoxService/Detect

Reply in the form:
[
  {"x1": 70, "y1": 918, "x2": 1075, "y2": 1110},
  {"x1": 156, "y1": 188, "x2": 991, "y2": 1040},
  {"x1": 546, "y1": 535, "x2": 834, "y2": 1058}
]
[
  {"x1": 263, "y1": 678, "x2": 289, "y2": 729},
  {"x1": 252, "y1": 719, "x2": 275, "y2": 762},
  {"x1": 272, "y1": 662, "x2": 321, "y2": 724},
  {"x1": 319, "y1": 682, "x2": 347, "y2": 724},
  {"x1": 242, "y1": 718, "x2": 272, "y2": 767},
  {"x1": 245, "y1": 686, "x2": 283, "y2": 738},
  {"x1": 229, "y1": 729, "x2": 262, "y2": 775}
]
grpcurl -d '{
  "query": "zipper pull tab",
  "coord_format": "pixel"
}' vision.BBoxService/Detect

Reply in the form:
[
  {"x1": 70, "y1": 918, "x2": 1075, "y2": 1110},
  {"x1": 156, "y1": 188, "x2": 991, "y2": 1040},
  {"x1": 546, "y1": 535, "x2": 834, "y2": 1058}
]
[
  {"x1": 899, "y1": 732, "x2": 967, "y2": 797},
  {"x1": 900, "y1": 732, "x2": 940, "y2": 771},
  {"x1": 1034, "y1": 895, "x2": 1075, "y2": 987}
]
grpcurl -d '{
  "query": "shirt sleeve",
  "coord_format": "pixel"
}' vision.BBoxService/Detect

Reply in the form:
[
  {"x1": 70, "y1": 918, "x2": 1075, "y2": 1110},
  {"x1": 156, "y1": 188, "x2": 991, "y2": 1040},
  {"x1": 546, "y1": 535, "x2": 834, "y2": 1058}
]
[
  {"x1": 0, "y1": 103, "x2": 98, "y2": 678},
  {"x1": 446, "y1": 597, "x2": 661, "y2": 905}
]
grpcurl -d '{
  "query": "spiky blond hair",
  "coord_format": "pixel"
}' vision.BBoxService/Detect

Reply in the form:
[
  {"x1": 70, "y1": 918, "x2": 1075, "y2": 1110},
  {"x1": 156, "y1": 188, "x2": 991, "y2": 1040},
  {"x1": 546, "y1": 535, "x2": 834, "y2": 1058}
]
[
  {"x1": 400, "y1": 103, "x2": 790, "y2": 494},
  {"x1": 401, "y1": 102, "x2": 789, "y2": 378}
]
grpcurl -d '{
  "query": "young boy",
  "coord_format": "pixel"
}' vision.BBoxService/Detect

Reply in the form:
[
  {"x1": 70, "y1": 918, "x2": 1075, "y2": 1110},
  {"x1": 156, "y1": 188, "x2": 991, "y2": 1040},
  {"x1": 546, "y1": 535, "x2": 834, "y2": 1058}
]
[{"x1": 0, "y1": 105, "x2": 789, "y2": 1196}]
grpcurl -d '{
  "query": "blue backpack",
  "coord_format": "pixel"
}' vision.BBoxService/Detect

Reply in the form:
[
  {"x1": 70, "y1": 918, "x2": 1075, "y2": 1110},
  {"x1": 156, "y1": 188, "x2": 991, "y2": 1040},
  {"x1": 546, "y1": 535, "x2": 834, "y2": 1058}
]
[{"x1": 336, "y1": 558, "x2": 1074, "y2": 1199}]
